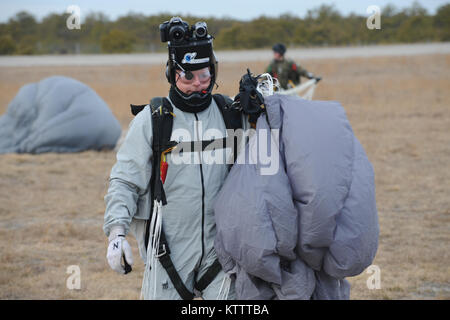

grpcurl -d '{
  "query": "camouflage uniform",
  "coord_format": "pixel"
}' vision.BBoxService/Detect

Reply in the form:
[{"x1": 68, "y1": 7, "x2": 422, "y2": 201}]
[{"x1": 266, "y1": 58, "x2": 311, "y2": 90}]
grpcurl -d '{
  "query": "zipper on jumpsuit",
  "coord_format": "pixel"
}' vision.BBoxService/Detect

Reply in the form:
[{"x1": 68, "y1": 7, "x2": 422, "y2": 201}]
[{"x1": 194, "y1": 113, "x2": 206, "y2": 268}]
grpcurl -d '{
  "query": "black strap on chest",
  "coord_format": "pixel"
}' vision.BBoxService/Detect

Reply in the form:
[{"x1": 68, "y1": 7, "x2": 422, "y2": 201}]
[{"x1": 130, "y1": 94, "x2": 241, "y2": 300}]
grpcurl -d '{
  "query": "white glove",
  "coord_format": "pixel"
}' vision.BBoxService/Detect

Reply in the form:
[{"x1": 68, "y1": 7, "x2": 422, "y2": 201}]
[{"x1": 107, "y1": 225, "x2": 134, "y2": 274}]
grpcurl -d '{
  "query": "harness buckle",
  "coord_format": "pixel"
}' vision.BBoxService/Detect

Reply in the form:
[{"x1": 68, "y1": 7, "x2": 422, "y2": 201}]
[{"x1": 155, "y1": 244, "x2": 168, "y2": 258}]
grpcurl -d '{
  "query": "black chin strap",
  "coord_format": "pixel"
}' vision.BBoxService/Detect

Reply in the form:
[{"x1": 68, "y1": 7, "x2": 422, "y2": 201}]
[{"x1": 169, "y1": 86, "x2": 212, "y2": 113}]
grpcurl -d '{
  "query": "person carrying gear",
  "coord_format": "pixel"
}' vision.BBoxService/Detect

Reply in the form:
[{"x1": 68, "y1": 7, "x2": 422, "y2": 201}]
[
  {"x1": 103, "y1": 17, "x2": 250, "y2": 300},
  {"x1": 266, "y1": 43, "x2": 319, "y2": 90}
]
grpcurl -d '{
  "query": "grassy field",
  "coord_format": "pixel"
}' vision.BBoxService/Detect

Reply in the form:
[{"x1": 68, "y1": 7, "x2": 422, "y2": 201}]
[{"x1": 0, "y1": 53, "x2": 449, "y2": 299}]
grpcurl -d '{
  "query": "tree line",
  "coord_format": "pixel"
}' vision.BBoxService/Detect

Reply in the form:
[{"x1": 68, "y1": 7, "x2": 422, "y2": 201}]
[{"x1": 0, "y1": 2, "x2": 449, "y2": 55}]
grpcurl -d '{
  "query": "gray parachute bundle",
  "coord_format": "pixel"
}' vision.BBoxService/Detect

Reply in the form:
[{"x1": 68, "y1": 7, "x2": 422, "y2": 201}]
[
  {"x1": 0, "y1": 76, "x2": 121, "y2": 154},
  {"x1": 214, "y1": 94, "x2": 379, "y2": 299}
]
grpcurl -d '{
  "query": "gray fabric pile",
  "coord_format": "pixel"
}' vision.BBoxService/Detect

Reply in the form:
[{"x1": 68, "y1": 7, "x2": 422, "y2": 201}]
[
  {"x1": 214, "y1": 94, "x2": 379, "y2": 299},
  {"x1": 0, "y1": 76, "x2": 121, "y2": 154}
]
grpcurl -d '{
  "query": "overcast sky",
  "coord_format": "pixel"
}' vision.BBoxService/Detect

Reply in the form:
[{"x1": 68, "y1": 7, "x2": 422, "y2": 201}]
[{"x1": 0, "y1": 0, "x2": 448, "y2": 22}]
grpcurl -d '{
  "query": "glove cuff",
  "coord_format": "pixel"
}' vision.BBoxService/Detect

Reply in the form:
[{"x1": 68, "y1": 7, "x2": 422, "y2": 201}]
[{"x1": 108, "y1": 225, "x2": 126, "y2": 242}]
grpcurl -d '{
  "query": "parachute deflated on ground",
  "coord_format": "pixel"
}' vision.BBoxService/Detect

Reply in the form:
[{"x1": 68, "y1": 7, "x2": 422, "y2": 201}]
[{"x1": 0, "y1": 76, "x2": 121, "y2": 154}]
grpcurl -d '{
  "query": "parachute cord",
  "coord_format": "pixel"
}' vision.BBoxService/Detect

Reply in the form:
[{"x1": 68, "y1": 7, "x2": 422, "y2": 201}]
[
  {"x1": 256, "y1": 73, "x2": 279, "y2": 97},
  {"x1": 151, "y1": 200, "x2": 162, "y2": 299},
  {"x1": 140, "y1": 200, "x2": 162, "y2": 300},
  {"x1": 216, "y1": 273, "x2": 232, "y2": 300}
]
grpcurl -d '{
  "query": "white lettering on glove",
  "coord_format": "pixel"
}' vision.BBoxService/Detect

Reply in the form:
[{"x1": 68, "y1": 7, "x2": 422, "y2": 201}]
[{"x1": 106, "y1": 226, "x2": 133, "y2": 274}]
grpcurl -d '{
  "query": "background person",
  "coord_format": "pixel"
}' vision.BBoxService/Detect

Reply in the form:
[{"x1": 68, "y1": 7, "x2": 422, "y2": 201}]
[{"x1": 266, "y1": 43, "x2": 319, "y2": 90}]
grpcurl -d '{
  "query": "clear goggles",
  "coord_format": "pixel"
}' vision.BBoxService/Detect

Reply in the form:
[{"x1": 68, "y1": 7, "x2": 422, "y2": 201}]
[{"x1": 176, "y1": 68, "x2": 211, "y2": 83}]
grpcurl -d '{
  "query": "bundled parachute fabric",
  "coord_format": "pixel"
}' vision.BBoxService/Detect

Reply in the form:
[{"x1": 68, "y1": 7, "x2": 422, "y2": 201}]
[
  {"x1": 214, "y1": 94, "x2": 379, "y2": 299},
  {"x1": 0, "y1": 76, "x2": 121, "y2": 154}
]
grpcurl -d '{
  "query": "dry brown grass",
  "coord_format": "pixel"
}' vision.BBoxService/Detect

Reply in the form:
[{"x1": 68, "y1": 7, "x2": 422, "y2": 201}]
[{"x1": 0, "y1": 53, "x2": 449, "y2": 299}]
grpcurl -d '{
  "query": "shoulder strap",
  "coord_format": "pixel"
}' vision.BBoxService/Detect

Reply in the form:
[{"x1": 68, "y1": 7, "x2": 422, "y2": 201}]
[
  {"x1": 213, "y1": 94, "x2": 242, "y2": 131},
  {"x1": 213, "y1": 94, "x2": 243, "y2": 165},
  {"x1": 149, "y1": 97, "x2": 175, "y2": 155},
  {"x1": 149, "y1": 97, "x2": 169, "y2": 114},
  {"x1": 149, "y1": 96, "x2": 174, "y2": 202},
  {"x1": 144, "y1": 96, "x2": 175, "y2": 251}
]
